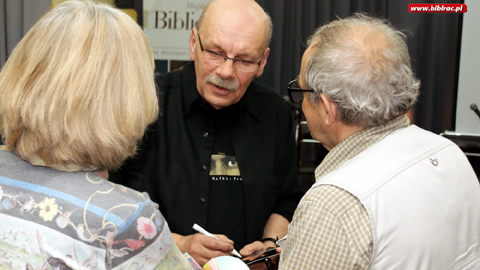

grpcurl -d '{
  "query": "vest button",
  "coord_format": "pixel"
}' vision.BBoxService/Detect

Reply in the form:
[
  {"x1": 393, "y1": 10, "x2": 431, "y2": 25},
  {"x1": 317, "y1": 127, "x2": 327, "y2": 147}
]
[
  {"x1": 203, "y1": 132, "x2": 209, "y2": 137},
  {"x1": 200, "y1": 197, "x2": 206, "y2": 203},
  {"x1": 202, "y1": 165, "x2": 207, "y2": 171}
]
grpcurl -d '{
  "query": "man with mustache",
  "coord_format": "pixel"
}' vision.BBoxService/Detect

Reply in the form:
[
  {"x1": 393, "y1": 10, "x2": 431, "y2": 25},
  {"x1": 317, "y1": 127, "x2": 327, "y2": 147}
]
[{"x1": 111, "y1": 0, "x2": 302, "y2": 267}]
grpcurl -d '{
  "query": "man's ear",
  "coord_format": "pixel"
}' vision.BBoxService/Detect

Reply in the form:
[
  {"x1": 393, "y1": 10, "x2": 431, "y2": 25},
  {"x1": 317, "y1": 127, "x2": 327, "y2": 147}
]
[
  {"x1": 255, "y1": 47, "x2": 270, "y2": 77},
  {"x1": 189, "y1": 28, "x2": 197, "y2": 61},
  {"x1": 321, "y1": 94, "x2": 337, "y2": 127}
]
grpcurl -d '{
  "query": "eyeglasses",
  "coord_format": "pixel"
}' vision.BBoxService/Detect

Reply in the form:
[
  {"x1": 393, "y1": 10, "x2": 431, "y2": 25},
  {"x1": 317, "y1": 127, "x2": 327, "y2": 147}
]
[
  {"x1": 197, "y1": 32, "x2": 264, "y2": 73},
  {"x1": 287, "y1": 79, "x2": 316, "y2": 103}
]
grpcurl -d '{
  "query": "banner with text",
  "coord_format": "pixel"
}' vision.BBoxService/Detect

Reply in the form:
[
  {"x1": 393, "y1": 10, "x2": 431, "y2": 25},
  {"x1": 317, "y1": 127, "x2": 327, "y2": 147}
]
[{"x1": 144, "y1": 0, "x2": 209, "y2": 61}]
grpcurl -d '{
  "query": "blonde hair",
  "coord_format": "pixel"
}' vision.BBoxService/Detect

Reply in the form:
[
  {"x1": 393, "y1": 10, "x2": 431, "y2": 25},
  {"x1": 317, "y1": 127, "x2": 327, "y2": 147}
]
[{"x1": 0, "y1": 0, "x2": 158, "y2": 171}]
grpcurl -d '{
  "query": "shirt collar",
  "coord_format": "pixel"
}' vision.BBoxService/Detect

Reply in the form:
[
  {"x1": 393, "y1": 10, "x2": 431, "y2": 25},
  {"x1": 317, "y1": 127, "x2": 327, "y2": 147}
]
[
  {"x1": 315, "y1": 115, "x2": 410, "y2": 180},
  {"x1": 181, "y1": 61, "x2": 262, "y2": 122}
]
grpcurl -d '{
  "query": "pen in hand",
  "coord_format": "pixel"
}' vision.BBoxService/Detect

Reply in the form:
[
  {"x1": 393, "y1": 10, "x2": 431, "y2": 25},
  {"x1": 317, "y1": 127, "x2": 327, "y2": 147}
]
[{"x1": 193, "y1": 223, "x2": 242, "y2": 258}]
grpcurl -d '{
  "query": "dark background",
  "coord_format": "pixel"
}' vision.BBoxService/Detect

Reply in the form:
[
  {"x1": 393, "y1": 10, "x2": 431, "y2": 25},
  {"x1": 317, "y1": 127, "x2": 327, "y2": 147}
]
[
  {"x1": 119, "y1": 0, "x2": 464, "y2": 135},
  {"x1": 118, "y1": 0, "x2": 468, "y2": 189},
  {"x1": 1, "y1": 0, "x2": 474, "y2": 189}
]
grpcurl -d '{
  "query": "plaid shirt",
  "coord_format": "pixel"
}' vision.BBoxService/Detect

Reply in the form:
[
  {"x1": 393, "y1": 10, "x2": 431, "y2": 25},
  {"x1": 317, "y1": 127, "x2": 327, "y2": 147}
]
[{"x1": 279, "y1": 115, "x2": 410, "y2": 270}]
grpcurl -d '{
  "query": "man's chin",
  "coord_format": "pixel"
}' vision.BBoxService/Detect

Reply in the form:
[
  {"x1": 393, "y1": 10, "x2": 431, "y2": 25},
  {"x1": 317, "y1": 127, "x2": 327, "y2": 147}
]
[{"x1": 205, "y1": 96, "x2": 234, "y2": 110}]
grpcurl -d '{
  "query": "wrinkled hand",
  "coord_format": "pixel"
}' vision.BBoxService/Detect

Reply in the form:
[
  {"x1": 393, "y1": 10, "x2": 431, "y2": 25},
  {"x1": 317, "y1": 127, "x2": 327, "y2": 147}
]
[
  {"x1": 240, "y1": 241, "x2": 281, "y2": 270},
  {"x1": 239, "y1": 240, "x2": 267, "y2": 257},
  {"x1": 176, "y1": 233, "x2": 234, "y2": 266}
]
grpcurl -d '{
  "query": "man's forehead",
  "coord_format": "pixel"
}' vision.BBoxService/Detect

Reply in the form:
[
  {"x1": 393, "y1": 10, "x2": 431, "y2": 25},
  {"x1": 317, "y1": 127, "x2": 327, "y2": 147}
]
[
  {"x1": 205, "y1": 0, "x2": 265, "y2": 18},
  {"x1": 200, "y1": 18, "x2": 267, "y2": 56},
  {"x1": 200, "y1": 0, "x2": 268, "y2": 37},
  {"x1": 202, "y1": 6, "x2": 266, "y2": 32}
]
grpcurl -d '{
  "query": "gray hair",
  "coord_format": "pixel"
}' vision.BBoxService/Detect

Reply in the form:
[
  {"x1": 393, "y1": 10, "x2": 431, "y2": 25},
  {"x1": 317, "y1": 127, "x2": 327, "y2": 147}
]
[{"x1": 305, "y1": 14, "x2": 420, "y2": 128}]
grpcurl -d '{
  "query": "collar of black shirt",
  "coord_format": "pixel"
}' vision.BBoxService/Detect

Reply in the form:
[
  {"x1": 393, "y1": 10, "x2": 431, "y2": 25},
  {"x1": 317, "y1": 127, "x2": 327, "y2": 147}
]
[{"x1": 182, "y1": 62, "x2": 262, "y2": 122}]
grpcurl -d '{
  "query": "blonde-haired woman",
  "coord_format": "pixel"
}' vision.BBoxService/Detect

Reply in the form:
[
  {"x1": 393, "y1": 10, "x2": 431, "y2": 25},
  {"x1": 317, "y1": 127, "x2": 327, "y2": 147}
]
[{"x1": 0, "y1": 1, "x2": 192, "y2": 269}]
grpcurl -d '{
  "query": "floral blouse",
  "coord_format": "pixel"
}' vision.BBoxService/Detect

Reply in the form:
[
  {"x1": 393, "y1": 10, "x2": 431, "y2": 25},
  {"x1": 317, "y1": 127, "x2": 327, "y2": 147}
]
[{"x1": 0, "y1": 149, "x2": 192, "y2": 269}]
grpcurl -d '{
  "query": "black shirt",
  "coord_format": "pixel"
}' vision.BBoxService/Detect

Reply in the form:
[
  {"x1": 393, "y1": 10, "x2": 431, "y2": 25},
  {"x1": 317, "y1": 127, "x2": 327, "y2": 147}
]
[
  {"x1": 207, "y1": 103, "x2": 247, "y2": 248},
  {"x1": 110, "y1": 62, "x2": 303, "y2": 247}
]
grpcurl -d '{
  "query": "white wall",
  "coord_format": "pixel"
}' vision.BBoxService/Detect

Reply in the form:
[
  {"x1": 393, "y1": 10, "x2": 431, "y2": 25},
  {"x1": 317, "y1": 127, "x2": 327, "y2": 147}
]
[{"x1": 455, "y1": 0, "x2": 480, "y2": 134}]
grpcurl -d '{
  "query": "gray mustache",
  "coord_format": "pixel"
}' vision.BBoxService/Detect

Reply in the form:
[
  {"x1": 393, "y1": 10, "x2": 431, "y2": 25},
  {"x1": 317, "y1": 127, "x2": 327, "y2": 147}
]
[{"x1": 205, "y1": 74, "x2": 240, "y2": 92}]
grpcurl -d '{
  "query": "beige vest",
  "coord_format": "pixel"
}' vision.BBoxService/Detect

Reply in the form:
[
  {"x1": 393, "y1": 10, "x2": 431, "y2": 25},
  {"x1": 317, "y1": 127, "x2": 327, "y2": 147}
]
[{"x1": 314, "y1": 125, "x2": 480, "y2": 269}]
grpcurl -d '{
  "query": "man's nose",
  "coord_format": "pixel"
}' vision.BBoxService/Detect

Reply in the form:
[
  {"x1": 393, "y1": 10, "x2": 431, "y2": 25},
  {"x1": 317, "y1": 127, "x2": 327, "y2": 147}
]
[{"x1": 215, "y1": 58, "x2": 236, "y2": 79}]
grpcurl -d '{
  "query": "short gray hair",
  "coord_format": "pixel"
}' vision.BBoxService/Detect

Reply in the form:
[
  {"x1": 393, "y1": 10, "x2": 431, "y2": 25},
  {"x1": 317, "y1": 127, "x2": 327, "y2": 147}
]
[{"x1": 305, "y1": 14, "x2": 420, "y2": 128}]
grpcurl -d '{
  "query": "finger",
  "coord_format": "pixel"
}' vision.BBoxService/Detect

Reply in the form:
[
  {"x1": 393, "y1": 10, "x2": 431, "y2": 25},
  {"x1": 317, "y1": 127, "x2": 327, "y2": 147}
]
[
  {"x1": 198, "y1": 249, "x2": 233, "y2": 267},
  {"x1": 196, "y1": 256, "x2": 210, "y2": 267},
  {"x1": 214, "y1": 234, "x2": 234, "y2": 245},
  {"x1": 200, "y1": 235, "x2": 234, "y2": 252},
  {"x1": 209, "y1": 250, "x2": 234, "y2": 259},
  {"x1": 187, "y1": 233, "x2": 237, "y2": 266},
  {"x1": 239, "y1": 241, "x2": 265, "y2": 256}
]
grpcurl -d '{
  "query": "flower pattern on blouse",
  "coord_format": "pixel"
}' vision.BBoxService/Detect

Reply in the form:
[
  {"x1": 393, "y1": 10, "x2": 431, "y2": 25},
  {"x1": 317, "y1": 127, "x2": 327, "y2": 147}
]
[
  {"x1": 37, "y1": 197, "x2": 59, "y2": 221},
  {"x1": 0, "y1": 171, "x2": 187, "y2": 270},
  {"x1": 137, "y1": 216, "x2": 157, "y2": 240}
]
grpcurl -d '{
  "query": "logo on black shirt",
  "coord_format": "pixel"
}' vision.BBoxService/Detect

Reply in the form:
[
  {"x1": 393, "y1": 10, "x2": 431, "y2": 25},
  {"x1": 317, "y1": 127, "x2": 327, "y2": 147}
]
[{"x1": 209, "y1": 154, "x2": 242, "y2": 181}]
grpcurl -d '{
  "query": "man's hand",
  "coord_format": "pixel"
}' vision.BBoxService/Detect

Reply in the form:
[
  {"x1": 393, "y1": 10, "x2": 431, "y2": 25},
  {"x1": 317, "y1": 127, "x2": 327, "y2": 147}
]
[
  {"x1": 239, "y1": 240, "x2": 267, "y2": 257},
  {"x1": 240, "y1": 241, "x2": 280, "y2": 270},
  {"x1": 175, "y1": 233, "x2": 234, "y2": 266},
  {"x1": 241, "y1": 241, "x2": 269, "y2": 270},
  {"x1": 238, "y1": 213, "x2": 287, "y2": 270}
]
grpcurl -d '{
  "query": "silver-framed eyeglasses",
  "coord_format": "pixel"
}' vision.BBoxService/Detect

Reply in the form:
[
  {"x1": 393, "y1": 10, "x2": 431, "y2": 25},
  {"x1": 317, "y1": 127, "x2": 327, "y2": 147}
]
[
  {"x1": 197, "y1": 32, "x2": 264, "y2": 73},
  {"x1": 287, "y1": 79, "x2": 316, "y2": 103}
]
